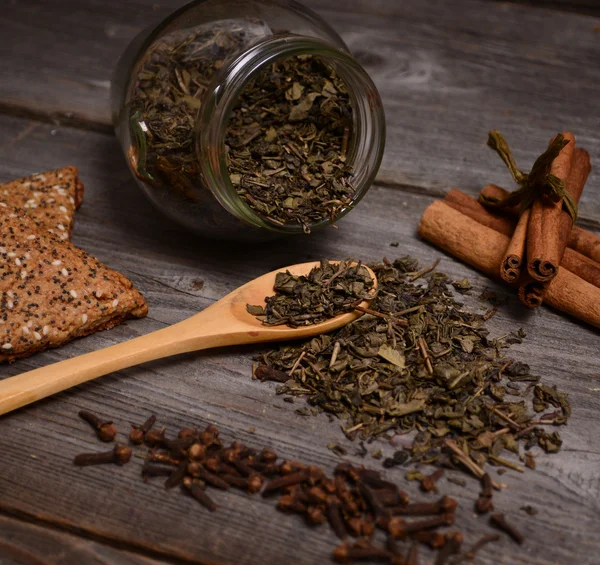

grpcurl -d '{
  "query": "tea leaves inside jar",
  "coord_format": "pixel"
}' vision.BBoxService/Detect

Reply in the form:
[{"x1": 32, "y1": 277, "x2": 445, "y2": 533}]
[
  {"x1": 128, "y1": 27, "x2": 355, "y2": 233},
  {"x1": 226, "y1": 55, "x2": 355, "y2": 233}
]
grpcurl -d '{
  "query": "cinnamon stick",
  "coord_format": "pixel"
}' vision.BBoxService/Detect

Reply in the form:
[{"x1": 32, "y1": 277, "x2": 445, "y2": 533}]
[
  {"x1": 445, "y1": 189, "x2": 515, "y2": 237},
  {"x1": 444, "y1": 190, "x2": 600, "y2": 290},
  {"x1": 527, "y1": 136, "x2": 587, "y2": 282},
  {"x1": 501, "y1": 209, "x2": 529, "y2": 283},
  {"x1": 418, "y1": 201, "x2": 600, "y2": 329},
  {"x1": 518, "y1": 276, "x2": 545, "y2": 308},
  {"x1": 482, "y1": 181, "x2": 600, "y2": 265}
]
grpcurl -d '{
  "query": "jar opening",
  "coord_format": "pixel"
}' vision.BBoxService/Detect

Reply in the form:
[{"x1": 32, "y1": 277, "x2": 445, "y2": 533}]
[
  {"x1": 197, "y1": 36, "x2": 385, "y2": 234},
  {"x1": 224, "y1": 53, "x2": 356, "y2": 233}
]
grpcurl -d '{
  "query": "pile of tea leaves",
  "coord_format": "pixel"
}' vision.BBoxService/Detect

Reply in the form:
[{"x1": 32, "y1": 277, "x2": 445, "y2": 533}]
[
  {"x1": 254, "y1": 257, "x2": 570, "y2": 471},
  {"x1": 247, "y1": 260, "x2": 374, "y2": 327},
  {"x1": 226, "y1": 55, "x2": 355, "y2": 232}
]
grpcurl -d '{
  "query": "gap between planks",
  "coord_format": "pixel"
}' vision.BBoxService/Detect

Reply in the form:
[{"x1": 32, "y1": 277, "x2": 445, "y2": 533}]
[{"x1": 0, "y1": 503, "x2": 209, "y2": 565}]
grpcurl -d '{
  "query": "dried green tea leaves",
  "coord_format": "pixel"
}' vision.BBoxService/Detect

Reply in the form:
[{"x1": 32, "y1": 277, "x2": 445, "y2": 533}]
[
  {"x1": 226, "y1": 55, "x2": 355, "y2": 232},
  {"x1": 248, "y1": 260, "x2": 374, "y2": 327},
  {"x1": 129, "y1": 23, "x2": 264, "y2": 192},
  {"x1": 253, "y1": 257, "x2": 570, "y2": 470}
]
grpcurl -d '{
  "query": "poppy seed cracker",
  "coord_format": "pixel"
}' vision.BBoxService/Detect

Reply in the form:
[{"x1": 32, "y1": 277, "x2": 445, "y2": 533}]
[
  {"x1": 0, "y1": 206, "x2": 148, "y2": 362},
  {"x1": 0, "y1": 166, "x2": 84, "y2": 240}
]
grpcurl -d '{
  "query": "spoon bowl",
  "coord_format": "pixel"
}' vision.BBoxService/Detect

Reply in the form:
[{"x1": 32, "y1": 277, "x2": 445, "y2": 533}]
[{"x1": 0, "y1": 261, "x2": 376, "y2": 416}]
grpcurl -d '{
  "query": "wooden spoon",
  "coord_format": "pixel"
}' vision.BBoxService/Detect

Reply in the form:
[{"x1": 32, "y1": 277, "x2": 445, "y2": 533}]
[{"x1": 0, "y1": 261, "x2": 377, "y2": 416}]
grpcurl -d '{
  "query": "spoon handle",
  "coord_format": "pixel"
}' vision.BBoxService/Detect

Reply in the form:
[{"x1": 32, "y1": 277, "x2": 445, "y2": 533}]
[{"x1": 0, "y1": 311, "x2": 232, "y2": 416}]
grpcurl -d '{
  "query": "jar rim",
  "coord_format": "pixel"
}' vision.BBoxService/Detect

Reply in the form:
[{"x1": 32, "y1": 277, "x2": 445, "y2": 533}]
[{"x1": 196, "y1": 35, "x2": 386, "y2": 234}]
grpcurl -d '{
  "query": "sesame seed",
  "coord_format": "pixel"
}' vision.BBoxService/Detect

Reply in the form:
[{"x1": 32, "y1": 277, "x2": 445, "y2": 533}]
[
  {"x1": 69, "y1": 196, "x2": 75, "y2": 205},
  {"x1": 7, "y1": 291, "x2": 14, "y2": 298},
  {"x1": 20, "y1": 270, "x2": 27, "y2": 279},
  {"x1": 0, "y1": 247, "x2": 5, "y2": 253},
  {"x1": 95, "y1": 290, "x2": 103, "y2": 298},
  {"x1": 61, "y1": 268, "x2": 69, "y2": 276},
  {"x1": 27, "y1": 321, "x2": 33, "y2": 327},
  {"x1": 0, "y1": 203, "x2": 6, "y2": 208},
  {"x1": 27, "y1": 234, "x2": 36, "y2": 240},
  {"x1": 2, "y1": 343, "x2": 13, "y2": 349},
  {"x1": 9, "y1": 213, "x2": 17, "y2": 218},
  {"x1": 7, "y1": 252, "x2": 16, "y2": 258},
  {"x1": 43, "y1": 325, "x2": 49, "y2": 335},
  {"x1": 82, "y1": 314, "x2": 88, "y2": 324},
  {"x1": 37, "y1": 174, "x2": 47, "y2": 182},
  {"x1": 52, "y1": 260, "x2": 62, "y2": 266},
  {"x1": 15, "y1": 258, "x2": 21, "y2": 266},
  {"x1": 33, "y1": 332, "x2": 42, "y2": 341},
  {"x1": 57, "y1": 224, "x2": 65, "y2": 231},
  {"x1": 22, "y1": 327, "x2": 30, "y2": 335},
  {"x1": 69, "y1": 290, "x2": 78, "y2": 298},
  {"x1": 112, "y1": 299, "x2": 119, "y2": 307},
  {"x1": 7, "y1": 301, "x2": 13, "y2": 309},
  {"x1": 61, "y1": 233, "x2": 68, "y2": 240},
  {"x1": 59, "y1": 206, "x2": 67, "y2": 213}
]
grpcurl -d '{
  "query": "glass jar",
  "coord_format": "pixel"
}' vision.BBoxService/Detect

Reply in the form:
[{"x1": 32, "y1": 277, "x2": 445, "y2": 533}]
[{"x1": 111, "y1": 0, "x2": 385, "y2": 240}]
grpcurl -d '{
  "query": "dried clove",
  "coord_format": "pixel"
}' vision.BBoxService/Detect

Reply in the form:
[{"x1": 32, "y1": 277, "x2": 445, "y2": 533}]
[
  {"x1": 389, "y1": 496, "x2": 457, "y2": 516},
  {"x1": 454, "y1": 533, "x2": 500, "y2": 563},
  {"x1": 434, "y1": 531, "x2": 462, "y2": 565},
  {"x1": 420, "y1": 468, "x2": 445, "y2": 493},
  {"x1": 333, "y1": 541, "x2": 392, "y2": 563},
  {"x1": 145, "y1": 427, "x2": 166, "y2": 447},
  {"x1": 79, "y1": 410, "x2": 117, "y2": 442},
  {"x1": 182, "y1": 477, "x2": 216, "y2": 512},
  {"x1": 410, "y1": 531, "x2": 446, "y2": 549},
  {"x1": 141, "y1": 461, "x2": 174, "y2": 478},
  {"x1": 129, "y1": 415, "x2": 156, "y2": 444},
  {"x1": 262, "y1": 469, "x2": 309, "y2": 495},
  {"x1": 74, "y1": 444, "x2": 132, "y2": 466},
  {"x1": 164, "y1": 460, "x2": 188, "y2": 489},
  {"x1": 196, "y1": 469, "x2": 230, "y2": 490},
  {"x1": 327, "y1": 501, "x2": 347, "y2": 540}
]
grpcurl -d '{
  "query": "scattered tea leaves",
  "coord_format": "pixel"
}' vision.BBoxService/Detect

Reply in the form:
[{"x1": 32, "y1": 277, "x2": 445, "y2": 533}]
[{"x1": 253, "y1": 256, "x2": 570, "y2": 473}]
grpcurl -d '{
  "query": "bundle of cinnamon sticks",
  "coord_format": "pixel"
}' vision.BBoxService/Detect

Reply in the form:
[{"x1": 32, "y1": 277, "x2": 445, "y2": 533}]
[{"x1": 418, "y1": 131, "x2": 600, "y2": 329}]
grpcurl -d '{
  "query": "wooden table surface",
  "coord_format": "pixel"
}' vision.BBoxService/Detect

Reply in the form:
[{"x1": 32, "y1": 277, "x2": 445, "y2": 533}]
[{"x1": 1, "y1": 1, "x2": 599, "y2": 563}]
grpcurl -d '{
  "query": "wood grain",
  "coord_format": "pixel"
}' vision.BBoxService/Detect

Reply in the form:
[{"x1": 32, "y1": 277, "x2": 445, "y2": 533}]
[
  {"x1": 2, "y1": 0, "x2": 600, "y2": 227},
  {"x1": 498, "y1": 0, "x2": 600, "y2": 16},
  {"x1": 0, "y1": 114, "x2": 599, "y2": 564},
  {"x1": 0, "y1": 515, "x2": 171, "y2": 565}
]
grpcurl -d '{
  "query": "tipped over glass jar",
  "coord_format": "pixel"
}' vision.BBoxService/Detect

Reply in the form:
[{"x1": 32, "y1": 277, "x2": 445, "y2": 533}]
[{"x1": 112, "y1": 0, "x2": 385, "y2": 240}]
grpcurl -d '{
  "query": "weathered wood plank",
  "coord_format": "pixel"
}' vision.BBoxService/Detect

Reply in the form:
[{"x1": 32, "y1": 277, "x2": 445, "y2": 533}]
[
  {"x1": 0, "y1": 515, "x2": 173, "y2": 565},
  {"x1": 0, "y1": 115, "x2": 599, "y2": 564},
  {"x1": 497, "y1": 0, "x2": 600, "y2": 16},
  {"x1": 2, "y1": 0, "x2": 600, "y2": 226}
]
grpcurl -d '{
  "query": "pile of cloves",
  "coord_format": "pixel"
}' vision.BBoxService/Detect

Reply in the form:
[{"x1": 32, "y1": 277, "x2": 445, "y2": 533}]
[{"x1": 73, "y1": 411, "x2": 527, "y2": 564}]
